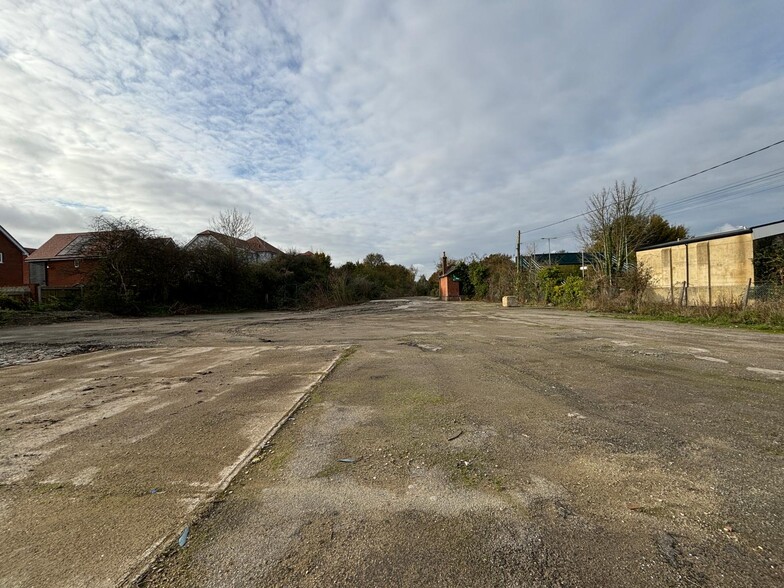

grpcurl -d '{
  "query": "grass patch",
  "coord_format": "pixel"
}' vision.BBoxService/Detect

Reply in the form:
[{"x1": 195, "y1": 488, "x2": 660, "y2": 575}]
[
  {"x1": 335, "y1": 345, "x2": 359, "y2": 367},
  {"x1": 577, "y1": 297, "x2": 784, "y2": 332},
  {"x1": 258, "y1": 443, "x2": 292, "y2": 472}
]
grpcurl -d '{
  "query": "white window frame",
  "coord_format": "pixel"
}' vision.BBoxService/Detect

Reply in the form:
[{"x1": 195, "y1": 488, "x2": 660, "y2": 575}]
[{"x1": 0, "y1": 251, "x2": 4, "y2": 263}]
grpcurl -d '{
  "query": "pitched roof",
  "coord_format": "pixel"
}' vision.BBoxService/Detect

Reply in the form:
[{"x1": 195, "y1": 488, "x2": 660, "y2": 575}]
[
  {"x1": 193, "y1": 230, "x2": 245, "y2": 250},
  {"x1": 246, "y1": 236, "x2": 283, "y2": 255},
  {"x1": 26, "y1": 232, "x2": 100, "y2": 261},
  {"x1": 0, "y1": 224, "x2": 30, "y2": 255},
  {"x1": 187, "y1": 230, "x2": 282, "y2": 255}
]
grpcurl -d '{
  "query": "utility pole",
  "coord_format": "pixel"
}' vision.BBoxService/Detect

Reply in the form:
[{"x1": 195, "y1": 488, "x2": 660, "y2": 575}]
[
  {"x1": 516, "y1": 230, "x2": 521, "y2": 274},
  {"x1": 541, "y1": 237, "x2": 557, "y2": 265}
]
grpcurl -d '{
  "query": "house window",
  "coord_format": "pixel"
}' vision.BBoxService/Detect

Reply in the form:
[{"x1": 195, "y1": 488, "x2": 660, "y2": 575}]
[
  {"x1": 74, "y1": 259, "x2": 80, "y2": 268},
  {"x1": 0, "y1": 252, "x2": 4, "y2": 263}
]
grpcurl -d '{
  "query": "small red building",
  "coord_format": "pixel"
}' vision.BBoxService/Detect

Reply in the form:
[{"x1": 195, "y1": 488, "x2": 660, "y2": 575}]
[
  {"x1": 0, "y1": 224, "x2": 31, "y2": 292},
  {"x1": 439, "y1": 252, "x2": 461, "y2": 301},
  {"x1": 25, "y1": 233, "x2": 101, "y2": 296}
]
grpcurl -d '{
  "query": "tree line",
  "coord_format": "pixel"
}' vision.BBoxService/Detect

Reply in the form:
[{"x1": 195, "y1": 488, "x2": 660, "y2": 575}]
[
  {"x1": 430, "y1": 179, "x2": 691, "y2": 308},
  {"x1": 80, "y1": 214, "x2": 426, "y2": 315}
]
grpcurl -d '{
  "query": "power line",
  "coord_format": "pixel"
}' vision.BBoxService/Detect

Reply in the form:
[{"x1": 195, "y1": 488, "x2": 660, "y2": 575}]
[
  {"x1": 522, "y1": 138, "x2": 784, "y2": 235},
  {"x1": 656, "y1": 167, "x2": 784, "y2": 214},
  {"x1": 644, "y1": 139, "x2": 784, "y2": 195},
  {"x1": 520, "y1": 171, "x2": 784, "y2": 250}
]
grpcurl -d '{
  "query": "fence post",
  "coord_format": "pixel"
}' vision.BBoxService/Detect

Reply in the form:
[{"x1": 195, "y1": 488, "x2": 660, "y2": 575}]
[
  {"x1": 678, "y1": 281, "x2": 687, "y2": 307},
  {"x1": 742, "y1": 278, "x2": 752, "y2": 308}
]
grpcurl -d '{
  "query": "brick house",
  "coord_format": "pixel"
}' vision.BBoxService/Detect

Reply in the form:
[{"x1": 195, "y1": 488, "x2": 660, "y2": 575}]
[
  {"x1": 0, "y1": 224, "x2": 32, "y2": 293},
  {"x1": 25, "y1": 233, "x2": 101, "y2": 294},
  {"x1": 185, "y1": 230, "x2": 282, "y2": 262}
]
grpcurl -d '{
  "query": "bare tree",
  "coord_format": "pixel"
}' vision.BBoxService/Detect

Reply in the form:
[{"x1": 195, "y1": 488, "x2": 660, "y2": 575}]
[
  {"x1": 210, "y1": 208, "x2": 253, "y2": 240},
  {"x1": 578, "y1": 179, "x2": 653, "y2": 291},
  {"x1": 86, "y1": 216, "x2": 181, "y2": 313}
]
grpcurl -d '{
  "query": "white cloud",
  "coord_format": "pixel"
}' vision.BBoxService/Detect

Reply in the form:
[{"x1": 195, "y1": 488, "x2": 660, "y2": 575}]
[{"x1": 0, "y1": 0, "x2": 783, "y2": 266}]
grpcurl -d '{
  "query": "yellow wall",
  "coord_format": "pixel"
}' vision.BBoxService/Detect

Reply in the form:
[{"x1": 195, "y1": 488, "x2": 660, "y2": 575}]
[{"x1": 637, "y1": 233, "x2": 754, "y2": 306}]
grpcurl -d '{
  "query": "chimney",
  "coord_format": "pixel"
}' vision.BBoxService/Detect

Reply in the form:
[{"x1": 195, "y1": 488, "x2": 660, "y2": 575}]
[{"x1": 442, "y1": 251, "x2": 448, "y2": 276}]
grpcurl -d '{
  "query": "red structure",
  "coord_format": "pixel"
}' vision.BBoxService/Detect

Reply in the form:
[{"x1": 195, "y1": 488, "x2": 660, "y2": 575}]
[
  {"x1": 439, "y1": 252, "x2": 460, "y2": 301},
  {"x1": 0, "y1": 224, "x2": 31, "y2": 290},
  {"x1": 25, "y1": 233, "x2": 101, "y2": 296}
]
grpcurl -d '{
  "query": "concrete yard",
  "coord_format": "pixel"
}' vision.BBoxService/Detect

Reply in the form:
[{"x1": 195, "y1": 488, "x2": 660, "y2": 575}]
[
  {"x1": 0, "y1": 327, "x2": 345, "y2": 587},
  {"x1": 0, "y1": 299, "x2": 782, "y2": 587}
]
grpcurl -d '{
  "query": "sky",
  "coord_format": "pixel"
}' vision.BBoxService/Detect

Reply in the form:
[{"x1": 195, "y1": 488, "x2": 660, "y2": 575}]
[{"x1": 1, "y1": 0, "x2": 783, "y2": 275}]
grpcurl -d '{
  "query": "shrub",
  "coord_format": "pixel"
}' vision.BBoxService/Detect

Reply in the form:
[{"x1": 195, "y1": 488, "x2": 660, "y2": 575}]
[
  {"x1": 552, "y1": 276, "x2": 585, "y2": 306},
  {"x1": 0, "y1": 295, "x2": 28, "y2": 311}
]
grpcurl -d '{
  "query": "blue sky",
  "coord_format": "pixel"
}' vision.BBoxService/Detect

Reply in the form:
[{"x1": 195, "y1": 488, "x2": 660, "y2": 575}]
[{"x1": 1, "y1": 1, "x2": 783, "y2": 274}]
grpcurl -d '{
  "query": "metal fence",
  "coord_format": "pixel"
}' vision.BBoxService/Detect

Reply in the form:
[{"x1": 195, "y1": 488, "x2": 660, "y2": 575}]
[
  {"x1": 645, "y1": 281, "x2": 782, "y2": 307},
  {"x1": 748, "y1": 282, "x2": 784, "y2": 302}
]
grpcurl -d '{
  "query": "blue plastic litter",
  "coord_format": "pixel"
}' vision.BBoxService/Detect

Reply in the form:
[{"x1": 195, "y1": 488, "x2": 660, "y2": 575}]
[{"x1": 178, "y1": 526, "x2": 190, "y2": 547}]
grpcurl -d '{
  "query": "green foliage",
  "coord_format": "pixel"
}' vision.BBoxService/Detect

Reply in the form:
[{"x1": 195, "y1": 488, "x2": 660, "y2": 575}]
[
  {"x1": 467, "y1": 259, "x2": 489, "y2": 300},
  {"x1": 536, "y1": 266, "x2": 561, "y2": 304},
  {"x1": 76, "y1": 216, "x2": 420, "y2": 315},
  {"x1": 754, "y1": 234, "x2": 784, "y2": 285},
  {"x1": 430, "y1": 254, "x2": 517, "y2": 302},
  {"x1": 579, "y1": 179, "x2": 689, "y2": 294},
  {"x1": 84, "y1": 217, "x2": 183, "y2": 314},
  {"x1": 450, "y1": 261, "x2": 473, "y2": 298},
  {"x1": 551, "y1": 275, "x2": 585, "y2": 306},
  {"x1": 330, "y1": 253, "x2": 417, "y2": 304},
  {"x1": 415, "y1": 274, "x2": 432, "y2": 296},
  {"x1": 268, "y1": 252, "x2": 332, "y2": 308},
  {"x1": 638, "y1": 214, "x2": 689, "y2": 248},
  {"x1": 0, "y1": 295, "x2": 28, "y2": 311}
]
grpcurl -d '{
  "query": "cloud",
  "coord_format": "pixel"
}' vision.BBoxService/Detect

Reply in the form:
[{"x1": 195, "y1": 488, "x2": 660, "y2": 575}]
[{"x1": 0, "y1": 0, "x2": 783, "y2": 264}]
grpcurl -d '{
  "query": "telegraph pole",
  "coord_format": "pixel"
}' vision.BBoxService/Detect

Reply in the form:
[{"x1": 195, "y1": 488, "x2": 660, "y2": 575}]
[
  {"x1": 541, "y1": 237, "x2": 557, "y2": 265},
  {"x1": 516, "y1": 230, "x2": 521, "y2": 274}
]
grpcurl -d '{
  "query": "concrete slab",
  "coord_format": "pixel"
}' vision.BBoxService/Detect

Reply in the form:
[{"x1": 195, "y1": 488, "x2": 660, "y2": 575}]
[{"x1": 0, "y1": 344, "x2": 344, "y2": 588}]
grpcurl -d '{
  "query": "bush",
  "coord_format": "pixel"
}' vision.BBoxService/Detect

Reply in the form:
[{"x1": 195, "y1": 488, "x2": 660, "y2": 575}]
[
  {"x1": 0, "y1": 295, "x2": 28, "y2": 311},
  {"x1": 552, "y1": 276, "x2": 585, "y2": 306},
  {"x1": 537, "y1": 266, "x2": 564, "y2": 304}
]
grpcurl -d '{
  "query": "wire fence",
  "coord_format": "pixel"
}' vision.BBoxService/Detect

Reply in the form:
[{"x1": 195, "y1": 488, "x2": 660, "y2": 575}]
[
  {"x1": 645, "y1": 281, "x2": 782, "y2": 307},
  {"x1": 749, "y1": 282, "x2": 784, "y2": 302}
]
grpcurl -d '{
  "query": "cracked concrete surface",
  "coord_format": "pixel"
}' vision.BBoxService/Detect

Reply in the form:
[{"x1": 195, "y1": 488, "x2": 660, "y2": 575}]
[{"x1": 1, "y1": 299, "x2": 782, "y2": 587}]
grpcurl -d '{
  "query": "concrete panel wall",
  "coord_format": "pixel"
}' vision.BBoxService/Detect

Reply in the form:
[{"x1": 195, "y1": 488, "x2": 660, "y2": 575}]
[{"x1": 637, "y1": 233, "x2": 754, "y2": 306}]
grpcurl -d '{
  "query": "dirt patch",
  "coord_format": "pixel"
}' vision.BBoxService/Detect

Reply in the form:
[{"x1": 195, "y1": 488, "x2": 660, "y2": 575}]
[
  {"x1": 0, "y1": 342, "x2": 110, "y2": 367},
  {"x1": 0, "y1": 310, "x2": 106, "y2": 328}
]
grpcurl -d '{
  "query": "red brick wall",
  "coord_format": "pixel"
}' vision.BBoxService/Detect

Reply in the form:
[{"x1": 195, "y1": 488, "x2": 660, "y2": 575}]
[
  {"x1": 439, "y1": 276, "x2": 460, "y2": 301},
  {"x1": 0, "y1": 234, "x2": 25, "y2": 287},
  {"x1": 45, "y1": 259, "x2": 98, "y2": 287}
]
